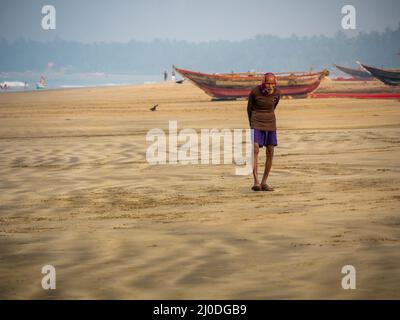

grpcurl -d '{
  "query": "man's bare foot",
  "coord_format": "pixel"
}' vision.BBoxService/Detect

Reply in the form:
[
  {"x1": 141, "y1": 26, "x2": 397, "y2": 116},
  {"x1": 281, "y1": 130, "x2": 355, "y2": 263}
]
[
  {"x1": 252, "y1": 183, "x2": 261, "y2": 191},
  {"x1": 261, "y1": 184, "x2": 274, "y2": 191}
]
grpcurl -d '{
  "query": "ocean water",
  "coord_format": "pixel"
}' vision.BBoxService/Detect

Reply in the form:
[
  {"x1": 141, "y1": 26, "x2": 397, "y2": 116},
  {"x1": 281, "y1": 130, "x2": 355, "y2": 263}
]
[{"x1": 0, "y1": 72, "x2": 170, "y2": 92}]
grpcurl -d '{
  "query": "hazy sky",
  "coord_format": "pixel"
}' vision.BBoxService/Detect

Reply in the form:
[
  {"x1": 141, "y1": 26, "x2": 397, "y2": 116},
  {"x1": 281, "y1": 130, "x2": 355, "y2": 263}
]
[{"x1": 1, "y1": 0, "x2": 399, "y2": 43}]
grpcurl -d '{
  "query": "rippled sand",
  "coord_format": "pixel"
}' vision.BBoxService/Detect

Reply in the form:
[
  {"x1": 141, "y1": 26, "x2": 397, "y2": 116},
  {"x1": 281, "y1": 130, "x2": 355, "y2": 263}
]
[{"x1": 0, "y1": 82, "x2": 399, "y2": 299}]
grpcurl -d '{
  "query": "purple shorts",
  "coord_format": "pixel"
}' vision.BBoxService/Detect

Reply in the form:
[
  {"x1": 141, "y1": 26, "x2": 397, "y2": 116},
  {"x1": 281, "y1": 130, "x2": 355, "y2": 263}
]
[{"x1": 252, "y1": 128, "x2": 277, "y2": 147}]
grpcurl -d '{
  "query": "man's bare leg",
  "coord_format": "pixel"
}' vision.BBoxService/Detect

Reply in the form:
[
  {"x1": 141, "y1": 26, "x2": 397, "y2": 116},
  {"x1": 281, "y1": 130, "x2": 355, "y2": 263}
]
[
  {"x1": 261, "y1": 145, "x2": 274, "y2": 190},
  {"x1": 252, "y1": 143, "x2": 261, "y2": 189}
]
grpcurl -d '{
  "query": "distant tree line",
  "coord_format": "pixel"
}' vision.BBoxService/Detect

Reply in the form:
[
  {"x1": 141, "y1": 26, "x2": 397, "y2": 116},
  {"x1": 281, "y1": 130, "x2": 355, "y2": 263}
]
[{"x1": 0, "y1": 25, "x2": 399, "y2": 74}]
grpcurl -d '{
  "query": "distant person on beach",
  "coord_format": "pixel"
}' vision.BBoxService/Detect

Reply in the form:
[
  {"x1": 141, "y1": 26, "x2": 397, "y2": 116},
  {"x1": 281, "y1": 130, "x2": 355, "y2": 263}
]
[
  {"x1": 163, "y1": 70, "x2": 168, "y2": 81},
  {"x1": 247, "y1": 73, "x2": 281, "y2": 191},
  {"x1": 171, "y1": 70, "x2": 176, "y2": 82}
]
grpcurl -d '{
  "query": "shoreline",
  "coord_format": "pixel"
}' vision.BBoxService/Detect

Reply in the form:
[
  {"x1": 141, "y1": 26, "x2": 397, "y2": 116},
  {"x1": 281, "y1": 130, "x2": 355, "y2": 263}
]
[{"x1": 0, "y1": 81, "x2": 167, "y2": 94}]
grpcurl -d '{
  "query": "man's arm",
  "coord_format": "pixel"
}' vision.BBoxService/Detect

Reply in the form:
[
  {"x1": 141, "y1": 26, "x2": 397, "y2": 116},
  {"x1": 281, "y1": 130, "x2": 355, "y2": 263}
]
[
  {"x1": 274, "y1": 91, "x2": 281, "y2": 110},
  {"x1": 247, "y1": 91, "x2": 255, "y2": 127}
]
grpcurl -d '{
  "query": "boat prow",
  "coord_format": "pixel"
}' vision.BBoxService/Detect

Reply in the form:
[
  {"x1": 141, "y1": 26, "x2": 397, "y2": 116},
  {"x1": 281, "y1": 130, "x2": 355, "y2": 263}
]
[
  {"x1": 360, "y1": 64, "x2": 400, "y2": 86},
  {"x1": 334, "y1": 64, "x2": 373, "y2": 80}
]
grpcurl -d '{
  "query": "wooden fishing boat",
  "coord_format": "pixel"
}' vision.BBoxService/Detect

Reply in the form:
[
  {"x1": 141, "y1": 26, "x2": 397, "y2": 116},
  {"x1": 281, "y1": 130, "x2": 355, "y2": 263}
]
[
  {"x1": 173, "y1": 66, "x2": 328, "y2": 99},
  {"x1": 360, "y1": 64, "x2": 400, "y2": 86},
  {"x1": 334, "y1": 64, "x2": 373, "y2": 80}
]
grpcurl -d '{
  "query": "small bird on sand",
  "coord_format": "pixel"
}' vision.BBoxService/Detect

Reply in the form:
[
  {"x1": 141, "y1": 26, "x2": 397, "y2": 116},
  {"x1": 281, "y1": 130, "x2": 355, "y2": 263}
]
[{"x1": 150, "y1": 104, "x2": 158, "y2": 111}]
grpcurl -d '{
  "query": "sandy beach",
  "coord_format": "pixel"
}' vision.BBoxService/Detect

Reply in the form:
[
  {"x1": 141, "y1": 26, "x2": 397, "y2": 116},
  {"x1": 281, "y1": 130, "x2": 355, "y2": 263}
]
[{"x1": 0, "y1": 81, "x2": 399, "y2": 299}]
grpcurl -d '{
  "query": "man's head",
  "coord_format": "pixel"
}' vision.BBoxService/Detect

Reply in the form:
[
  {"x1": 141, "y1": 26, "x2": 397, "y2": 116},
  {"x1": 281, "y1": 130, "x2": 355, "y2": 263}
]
[{"x1": 262, "y1": 72, "x2": 277, "y2": 94}]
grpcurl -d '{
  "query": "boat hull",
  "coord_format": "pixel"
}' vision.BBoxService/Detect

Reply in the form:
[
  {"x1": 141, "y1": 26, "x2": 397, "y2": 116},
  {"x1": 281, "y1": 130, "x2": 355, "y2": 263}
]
[
  {"x1": 334, "y1": 64, "x2": 373, "y2": 80},
  {"x1": 198, "y1": 80, "x2": 323, "y2": 99},
  {"x1": 361, "y1": 64, "x2": 400, "y2": 86}
]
